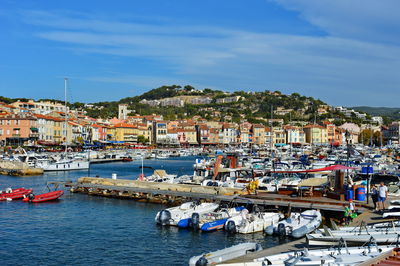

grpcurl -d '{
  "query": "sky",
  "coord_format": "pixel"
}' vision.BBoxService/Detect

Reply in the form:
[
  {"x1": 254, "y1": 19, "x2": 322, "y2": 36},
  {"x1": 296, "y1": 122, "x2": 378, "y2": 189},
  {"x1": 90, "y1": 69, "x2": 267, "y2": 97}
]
[{"x1": 0, "y1": 0, "x2": 399, "y2": 107}]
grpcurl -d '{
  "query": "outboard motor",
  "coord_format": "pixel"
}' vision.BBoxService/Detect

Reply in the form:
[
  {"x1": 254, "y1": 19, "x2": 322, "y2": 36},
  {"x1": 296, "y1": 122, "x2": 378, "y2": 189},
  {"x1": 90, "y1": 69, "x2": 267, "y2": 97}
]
[
  {"x1": 206, "y1": 181, "x2": 213, "y2": 186},
  {"x1": 159, "y1": 210, "x2": 171, "y2": 225},
  {"x1": 225, "y1": 220, "x2": 236, "y2": 234},
  {"x1": 195, "y1": 256, "x2": 208, "y2": 266},
  {"x1": 191, "y1": 212, "x2": 200, "y2": 230},
  {"x1": 277, "y1": 223, "x2": 286, "y2": 236}
]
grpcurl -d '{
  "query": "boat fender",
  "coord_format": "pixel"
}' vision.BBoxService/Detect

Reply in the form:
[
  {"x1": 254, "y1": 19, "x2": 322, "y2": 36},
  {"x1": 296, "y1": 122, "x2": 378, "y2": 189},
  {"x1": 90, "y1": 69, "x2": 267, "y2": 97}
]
[
  {"x1": 225, "y1": 220, "x2": 236, "y2": 233},
  {"x1": 159, "y1": 210, "x2": 171, "y2": 225},
  {"x1": 191, "y1": 213, "x2": 200, "y2": 230},
  {"x1": 195, "y1": 256, "x2": 208, "y2": 266},
  {"x1": 277, "y1": 223, "x2": 286, "y2": 236}
]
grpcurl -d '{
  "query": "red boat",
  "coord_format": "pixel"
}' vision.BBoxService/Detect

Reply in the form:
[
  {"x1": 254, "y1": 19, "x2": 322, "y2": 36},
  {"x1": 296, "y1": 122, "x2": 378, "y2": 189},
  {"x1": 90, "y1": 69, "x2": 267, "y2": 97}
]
[
  {"x1": 0, "y1": 188, "x2": 33, "y2": 201},
  {"x1": 22, "y1": 190, "x2": 64, "y2": 203}
]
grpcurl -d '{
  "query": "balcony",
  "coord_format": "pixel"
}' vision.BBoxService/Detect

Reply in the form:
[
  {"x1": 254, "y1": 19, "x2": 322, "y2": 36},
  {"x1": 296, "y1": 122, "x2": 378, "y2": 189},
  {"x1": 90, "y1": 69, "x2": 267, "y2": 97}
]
[
  {"x1": 12, "y1": 134, "x2": 21, "y2": 137},
  {"x1": 29, "y1": 133, "x2": 39, "y2": 138}
]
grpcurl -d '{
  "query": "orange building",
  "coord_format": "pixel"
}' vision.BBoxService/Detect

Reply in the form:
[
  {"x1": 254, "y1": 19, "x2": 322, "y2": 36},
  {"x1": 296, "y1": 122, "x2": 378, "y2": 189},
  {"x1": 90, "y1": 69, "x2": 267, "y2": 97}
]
[{"x1": 0, "y1": 114, "x2": 38, "y2": 145}]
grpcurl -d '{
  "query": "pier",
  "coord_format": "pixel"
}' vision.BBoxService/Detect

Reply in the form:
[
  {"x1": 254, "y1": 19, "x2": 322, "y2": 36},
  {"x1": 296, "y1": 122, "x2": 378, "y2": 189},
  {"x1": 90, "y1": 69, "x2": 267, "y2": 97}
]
[{"x1": 66, "y1": 177, "x2": 371, "y2": 213}]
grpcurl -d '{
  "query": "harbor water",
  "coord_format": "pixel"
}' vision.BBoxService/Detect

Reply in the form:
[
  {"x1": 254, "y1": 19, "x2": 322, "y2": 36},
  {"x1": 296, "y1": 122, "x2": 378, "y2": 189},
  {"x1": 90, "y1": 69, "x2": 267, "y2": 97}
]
[{"x1": 1, "y1": 156, "x2": 289, "y2": 266}]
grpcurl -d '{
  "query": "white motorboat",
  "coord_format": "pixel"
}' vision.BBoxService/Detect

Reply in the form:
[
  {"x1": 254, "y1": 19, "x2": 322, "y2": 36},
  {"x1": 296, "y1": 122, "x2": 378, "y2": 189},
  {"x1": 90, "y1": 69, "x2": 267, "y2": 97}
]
[
  {"x1": 225, "y1": 209, "x2": 283, "y2": 234},
  {"x1": 246, "y1": 244, "x2": 395, "y2": 266},
  {"x1": 190, "y1": 206, "x2": 246, "y2": 231},
  {"x1": 36, "y1": 158, "x2": 89, "y2": 171},
  {"x1": 189, "y1": 242, "x2": 262, "y2": 266},
  {"x1": 155, "y1": 201, "x2": 219, "y2": 227},
  {"x1": 265, "y1": 210, "x2": 321, "y2": 238},
  {"x1": 306, "y1": 229, "x2": 400, "y2": 246}
]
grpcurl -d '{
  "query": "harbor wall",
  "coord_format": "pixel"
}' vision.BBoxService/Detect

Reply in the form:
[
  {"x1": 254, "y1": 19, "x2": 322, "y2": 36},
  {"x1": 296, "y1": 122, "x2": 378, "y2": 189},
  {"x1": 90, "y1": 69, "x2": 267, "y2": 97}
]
[{"x1": 0, "y1": 160, "x2": 44, "y2": 176}]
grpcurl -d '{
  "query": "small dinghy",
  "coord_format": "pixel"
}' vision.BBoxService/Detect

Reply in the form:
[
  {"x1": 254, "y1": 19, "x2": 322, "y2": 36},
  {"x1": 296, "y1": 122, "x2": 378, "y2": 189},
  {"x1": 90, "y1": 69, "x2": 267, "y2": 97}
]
[
  {"x1": 22, "y1": 190, "x2": 64, "y2": 203},
  {"x1": 189, "y1": 242, "x2": 262, "y2": 266},
  {"x1": 382, "y1": 206, "x2": 400, "y2": 218},
  {"x1": 155, "y1": 201, "x2": 219, "y2": 227},
  {"x1": 191, "y1": 206, "x2": 246, "y2": 231},
  {"x1": 0, "y1": 187, "x2": 27, "y2": 195},
  {"x1": 265, "y1": 210, "x2": 322, "y2": 238},
  {"x1": 225, "y1": 209, "x2": 283, "y2": 234},
  {"x1": 307, "y1": 229, "x2": 400, "y2": 246},
  {"x1": 0, "y1": 188, "x2": 33, "y2": 201},
  {"x1": 250, "y1": 243, "x2": 395, "y2": 266}
]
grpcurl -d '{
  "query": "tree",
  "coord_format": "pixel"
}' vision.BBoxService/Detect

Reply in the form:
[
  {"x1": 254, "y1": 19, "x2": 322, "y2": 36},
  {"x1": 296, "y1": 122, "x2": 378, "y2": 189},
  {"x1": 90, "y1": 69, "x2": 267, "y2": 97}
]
[
  {"x1": 137, "y1": 135, "x2": 148, "y2": 144},
  {"x1": 184, "y1": 85, "x2": 195, "y2": 91}
]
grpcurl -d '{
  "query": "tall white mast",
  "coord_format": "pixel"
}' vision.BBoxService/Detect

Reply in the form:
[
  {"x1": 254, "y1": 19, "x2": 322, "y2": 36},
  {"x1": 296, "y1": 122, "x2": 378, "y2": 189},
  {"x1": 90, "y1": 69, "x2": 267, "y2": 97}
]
[{"x1": 64, "y1": 78, "x2": 68, "y2": 158}]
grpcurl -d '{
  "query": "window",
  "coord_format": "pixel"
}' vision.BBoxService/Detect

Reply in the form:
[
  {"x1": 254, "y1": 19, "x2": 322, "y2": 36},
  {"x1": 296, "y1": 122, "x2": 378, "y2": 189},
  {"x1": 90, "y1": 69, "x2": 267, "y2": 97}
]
[
  {"x1": 0, "y1": 129, "x2": 3, "y2": 135},
  {"x1": 7, "y1": 120, "x2": 11, "y2": 125}
]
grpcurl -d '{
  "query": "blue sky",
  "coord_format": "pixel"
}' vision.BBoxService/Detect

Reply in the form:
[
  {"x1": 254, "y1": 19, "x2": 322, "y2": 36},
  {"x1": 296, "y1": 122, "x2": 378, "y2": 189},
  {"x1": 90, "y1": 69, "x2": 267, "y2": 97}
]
[{"x1": 1, "y1": 0, "x2": 399, "y2": 107}]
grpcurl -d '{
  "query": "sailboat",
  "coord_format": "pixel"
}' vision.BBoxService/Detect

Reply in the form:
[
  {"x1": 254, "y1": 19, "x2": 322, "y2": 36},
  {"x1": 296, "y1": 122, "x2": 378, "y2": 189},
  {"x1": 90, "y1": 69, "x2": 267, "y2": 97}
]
[{"x1": 36, "y1": 78, "x2": 89, "y2": 171}]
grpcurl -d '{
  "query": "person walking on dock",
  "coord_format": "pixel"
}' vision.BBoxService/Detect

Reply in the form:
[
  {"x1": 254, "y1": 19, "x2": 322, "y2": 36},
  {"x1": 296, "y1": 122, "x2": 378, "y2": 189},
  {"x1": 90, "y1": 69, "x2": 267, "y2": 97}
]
[{"x1": 378, "y1": 182, "x2": 388, "y2": 211}]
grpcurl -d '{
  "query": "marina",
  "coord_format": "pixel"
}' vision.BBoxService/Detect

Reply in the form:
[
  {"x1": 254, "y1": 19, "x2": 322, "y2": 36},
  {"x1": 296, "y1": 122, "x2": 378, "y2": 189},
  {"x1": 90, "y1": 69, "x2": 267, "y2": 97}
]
[{"x1": 2, "y1": 147, "x2": 400, "y2": 265}]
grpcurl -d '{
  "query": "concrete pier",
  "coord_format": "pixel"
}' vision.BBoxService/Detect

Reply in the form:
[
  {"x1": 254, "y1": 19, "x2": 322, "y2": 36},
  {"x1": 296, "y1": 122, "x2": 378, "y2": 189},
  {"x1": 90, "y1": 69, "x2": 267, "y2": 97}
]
[{"x1": 68, "y1": 177, "x2": 370, "y2": 212}]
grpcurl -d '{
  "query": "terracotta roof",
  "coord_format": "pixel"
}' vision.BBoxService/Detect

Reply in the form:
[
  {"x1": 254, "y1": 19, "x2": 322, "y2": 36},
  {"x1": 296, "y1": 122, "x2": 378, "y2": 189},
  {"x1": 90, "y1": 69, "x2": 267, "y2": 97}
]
[{"x1": 114, "y1": 123, "x2": 137, "y2": 128}]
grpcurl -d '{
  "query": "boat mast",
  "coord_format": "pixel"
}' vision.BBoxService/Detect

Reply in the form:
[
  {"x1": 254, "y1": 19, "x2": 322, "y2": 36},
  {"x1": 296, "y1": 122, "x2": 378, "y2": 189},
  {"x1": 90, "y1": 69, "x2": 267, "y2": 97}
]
[{"x1": 64, "y1": 78, "x2": 68, "y2": 158}]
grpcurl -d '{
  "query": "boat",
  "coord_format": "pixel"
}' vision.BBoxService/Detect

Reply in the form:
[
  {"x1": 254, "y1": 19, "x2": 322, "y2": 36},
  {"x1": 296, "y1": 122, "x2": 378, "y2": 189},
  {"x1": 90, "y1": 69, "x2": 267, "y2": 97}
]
[
  {"x1": 155, "y1": 201, "x2": 219, "y2": 227},
  {"x1": 225, "y1": 209, "x2": 283, "y2": 234},
  {"x1": 22, "y1": 190, "x2": 64, "y2": 203},
  {"x1": 0, "y1": 187, "x2": 28, "y2": 195},
  {"x1": 248, "y1": 243, "x2": 395, "y2": 266},
  {"x1": 265, "y1": 210, "x2": 322, "y2": 238},
  {"x1": 306, "y1": 229, "x2": 400, "y2": 246},
  {"x1": 35, "y1": 78, "x2": 89, "y2": 172},
  {"x1": 190, "y1": 206, "x2": 246, "y2": 231},
  {"x1": 189, "y1": 242, "x2": 262, "y2": 266},
  {"x1": 36, "y1": 158, "x2": 89, "y2": 171},
  {"x1": 1, "y1": 189, "x2": 33, "y2": 201},
  {"x1": 0, "y1": 188, "x2": 33, "y2": 201}
]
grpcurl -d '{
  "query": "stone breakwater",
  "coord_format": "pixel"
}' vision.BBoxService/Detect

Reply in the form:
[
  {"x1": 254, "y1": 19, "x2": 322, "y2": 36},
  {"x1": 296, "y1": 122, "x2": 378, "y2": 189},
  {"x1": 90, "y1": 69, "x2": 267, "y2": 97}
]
[{"x1": 0, "y1": 160, "x2": 44, "y2": 176}]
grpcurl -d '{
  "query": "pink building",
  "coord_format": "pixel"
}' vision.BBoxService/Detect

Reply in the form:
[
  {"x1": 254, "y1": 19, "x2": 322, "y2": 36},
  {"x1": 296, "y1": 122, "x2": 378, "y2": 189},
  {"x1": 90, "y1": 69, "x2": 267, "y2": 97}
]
[{"x1": 0, "y1": 114, "x2": 38, "y2": 145}]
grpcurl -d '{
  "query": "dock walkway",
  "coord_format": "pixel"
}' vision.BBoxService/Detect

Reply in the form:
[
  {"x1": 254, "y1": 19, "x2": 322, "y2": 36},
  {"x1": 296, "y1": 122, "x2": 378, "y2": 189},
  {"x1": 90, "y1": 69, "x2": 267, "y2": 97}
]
[{"x1": 67, "y1": 177, "x2": 370, "y2": 212}]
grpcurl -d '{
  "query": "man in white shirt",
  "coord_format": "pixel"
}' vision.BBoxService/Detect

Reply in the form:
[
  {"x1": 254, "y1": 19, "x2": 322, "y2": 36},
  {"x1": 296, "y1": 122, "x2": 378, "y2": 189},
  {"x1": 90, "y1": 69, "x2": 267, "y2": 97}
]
[{"x1": 378, "y1": 182, "x2": 388, "y2": 210}]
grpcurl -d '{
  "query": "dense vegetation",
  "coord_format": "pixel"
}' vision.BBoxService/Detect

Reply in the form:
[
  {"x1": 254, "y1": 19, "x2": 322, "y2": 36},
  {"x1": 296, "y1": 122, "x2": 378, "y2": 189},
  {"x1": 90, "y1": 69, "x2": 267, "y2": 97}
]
[
  {"x1": 1, "y1": 85, "x2": 395, "y2": 126},
  {"x1": 352, "y1": 106, "x2": 400, "y2": 123}
]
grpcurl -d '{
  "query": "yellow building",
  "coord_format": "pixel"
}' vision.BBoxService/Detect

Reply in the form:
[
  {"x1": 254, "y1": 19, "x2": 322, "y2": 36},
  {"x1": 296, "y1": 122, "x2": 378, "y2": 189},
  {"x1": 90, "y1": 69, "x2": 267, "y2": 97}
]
[
  {"x1": 252, "y1": 124, "x2": 266, "y2": 145},
  {"x1": 273, "y1": 128, "x2": 286, "y2": 145},
  {"x1": 137, "y1": 123, "x2": 152, "y2": 144},
  {"x1": 113, "y1": 123, "x2": 138, "y2": 143},
  {"x1": 303, "y1": 125, "x2": 328, "y2": 144}
]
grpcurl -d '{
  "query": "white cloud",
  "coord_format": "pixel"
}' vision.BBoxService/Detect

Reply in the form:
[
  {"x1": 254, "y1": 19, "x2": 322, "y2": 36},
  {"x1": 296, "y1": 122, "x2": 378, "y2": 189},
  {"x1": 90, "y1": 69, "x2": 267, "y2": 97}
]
[
  {"x1": 21, "y1": 8, "x2": 400, "y2": 106},
  {"x1": 273, "y1": 0, "x2": 400, "y2": 45}
]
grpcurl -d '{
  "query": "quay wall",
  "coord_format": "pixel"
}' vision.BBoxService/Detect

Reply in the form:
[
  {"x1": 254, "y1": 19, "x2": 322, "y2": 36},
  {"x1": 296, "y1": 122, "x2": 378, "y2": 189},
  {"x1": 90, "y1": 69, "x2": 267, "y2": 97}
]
[{"x1": 0, "y1": 160, "x2": 44, "y2": 176}]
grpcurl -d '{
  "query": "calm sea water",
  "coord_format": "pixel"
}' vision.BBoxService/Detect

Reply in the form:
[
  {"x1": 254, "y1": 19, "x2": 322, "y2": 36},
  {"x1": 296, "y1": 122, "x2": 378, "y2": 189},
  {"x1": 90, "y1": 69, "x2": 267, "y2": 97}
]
[{"x1": 0, "y1": 156, "x2": 289, "y2": 266}]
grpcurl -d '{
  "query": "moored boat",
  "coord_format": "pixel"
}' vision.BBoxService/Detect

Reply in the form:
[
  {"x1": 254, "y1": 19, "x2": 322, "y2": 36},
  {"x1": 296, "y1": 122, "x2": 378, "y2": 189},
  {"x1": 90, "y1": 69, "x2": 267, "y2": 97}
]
[
  {"x1": 191, "y1": 206, "x2": 246, "y2": 231},
  {"x1": 0, "y1": 188, "x2": 33, "y2": 201},
  {"x1": 155, "y1": 201, "x2": 219, "y2": 227},
  {"x1": 225, "y1": 209, "x2": 283, "y2": 234},
  {"x1": 265, "y1": 210, "x2": 322, "y2": 238},
  {"x1": 22, "y1": 190, "x2": 64, "y2": 203},
  {"x1": 189, "y1": 242, "x2": 262, "y2": 266}
]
